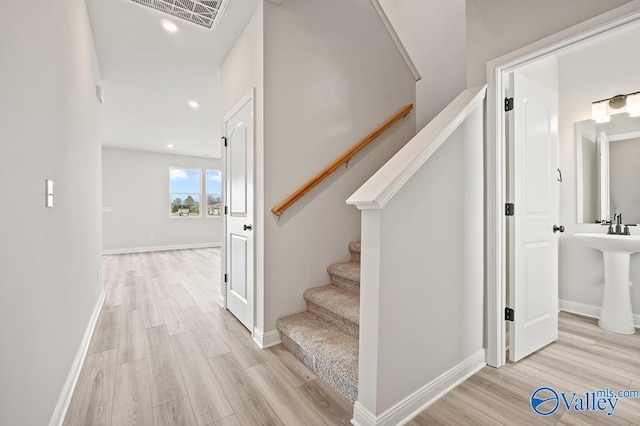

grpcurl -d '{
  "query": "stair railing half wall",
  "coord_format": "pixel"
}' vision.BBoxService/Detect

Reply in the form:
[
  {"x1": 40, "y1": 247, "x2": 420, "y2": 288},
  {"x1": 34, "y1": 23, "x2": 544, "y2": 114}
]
[
  {"x1": 347, "y1": 85, "x2": 487, "y2": 426},
  {"x1": 270, "y1": 103, "x2": 414, "y2": 217}
]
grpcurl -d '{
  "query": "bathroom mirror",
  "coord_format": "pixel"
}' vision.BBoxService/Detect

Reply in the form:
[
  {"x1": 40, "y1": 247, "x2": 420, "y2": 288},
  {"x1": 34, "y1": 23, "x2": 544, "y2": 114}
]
[{"x1": 576, "y1": 113, "x2": 640, "y2": 224}]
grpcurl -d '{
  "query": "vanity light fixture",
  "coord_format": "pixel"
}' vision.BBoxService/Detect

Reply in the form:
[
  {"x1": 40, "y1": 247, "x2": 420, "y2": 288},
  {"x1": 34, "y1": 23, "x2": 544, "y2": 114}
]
[
  {"x1": 592, "y1": 101, "x2": 610, "y2": 123},
  {"x1": 627, "y1": 93, "x2": 640, "y2": 117},
  {"x1": 592, "y1": 91, "x2": 640, "y2": 122}
]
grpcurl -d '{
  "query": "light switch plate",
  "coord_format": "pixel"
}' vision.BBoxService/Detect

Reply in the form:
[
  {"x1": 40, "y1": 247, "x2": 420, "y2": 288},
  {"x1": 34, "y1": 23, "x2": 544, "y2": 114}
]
[{"x1": 46, "y1": 179, "x2": 54, "y2": 207}]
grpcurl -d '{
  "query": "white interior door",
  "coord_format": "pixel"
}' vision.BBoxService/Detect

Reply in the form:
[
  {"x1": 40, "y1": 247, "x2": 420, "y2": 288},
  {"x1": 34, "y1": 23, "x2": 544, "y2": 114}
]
[
  {"x1": 509, "y1": 72, "x2": 559, "y2": 362},
  {"x1": 598, "y1": 131, "x2": 610, "y2": 221},
  {"x1": 224, "y1": 92, "x2": 254, "y2": 332}
]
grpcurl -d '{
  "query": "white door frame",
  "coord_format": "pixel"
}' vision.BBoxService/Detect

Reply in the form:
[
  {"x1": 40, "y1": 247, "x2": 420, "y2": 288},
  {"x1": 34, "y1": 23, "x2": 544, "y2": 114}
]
[
  {"x1": 485, "y1": 4, "x2": 640, "y2": 368},
  {"x1": 221, "y1": 89, "x2": 256, "y2": 323}
]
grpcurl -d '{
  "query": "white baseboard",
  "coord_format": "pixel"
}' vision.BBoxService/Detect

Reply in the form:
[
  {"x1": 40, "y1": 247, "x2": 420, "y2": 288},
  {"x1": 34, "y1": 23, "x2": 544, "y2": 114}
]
[
  {"x1": 49, "y1": 290, "x2": 106, "y2": 426},
  {"x1": 103, "y1": 242, "x2": 221, "y2": 255},
  {"x1": 559, "y1": 298, "x2": 640, "y2": 328},
  {"x1": 253, "y1": 328, "x2": 281, "y2": 349},
  {"x1": 351, "y1": 349, "x2": 486, "y2": 426}
]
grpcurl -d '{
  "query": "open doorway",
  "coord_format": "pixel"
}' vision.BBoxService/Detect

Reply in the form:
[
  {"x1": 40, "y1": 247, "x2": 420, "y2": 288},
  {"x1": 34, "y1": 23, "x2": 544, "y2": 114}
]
[{"x1": 486, "y1": 6, "x2": 640, "y2": 368}]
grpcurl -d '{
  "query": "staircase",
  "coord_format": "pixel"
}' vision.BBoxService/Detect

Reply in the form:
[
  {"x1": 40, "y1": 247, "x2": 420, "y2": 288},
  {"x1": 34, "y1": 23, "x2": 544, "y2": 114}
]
[{"x1": 276, "y1": 241, "x2": 361, "y2": 402}]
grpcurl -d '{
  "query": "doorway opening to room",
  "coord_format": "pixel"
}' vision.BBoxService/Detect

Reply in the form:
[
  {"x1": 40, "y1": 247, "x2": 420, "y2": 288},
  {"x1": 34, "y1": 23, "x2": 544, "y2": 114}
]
[{"x1": 486, "y1": 6, "x2": 640, "y2": 367}]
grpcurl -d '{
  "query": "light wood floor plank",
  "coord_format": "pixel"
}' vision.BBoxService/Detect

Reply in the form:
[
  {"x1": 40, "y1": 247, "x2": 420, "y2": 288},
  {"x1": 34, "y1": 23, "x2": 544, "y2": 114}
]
[
  {"x1": 295, "y1": 379, "x2": 354, "y2": 425},
  {"x1": 209, "y1": 309, "x2": 268, "y2": 369},
  {"x1": 138, "y1": 295, "x2": 164, "y2": 329},
  {"x1": 245, "y1": 362, "x2": 322, "y2": 426},
  {"x1": 522, "y1": 347, "x2": 630, "y2": 391},
  {"x1": 448, "y1": 375, "x2": 551, "y2": 425},
  {"x1": 158, "y1": 296, "x2": 190, "y2": 335},
  {"x1": 117, "y1": 310, "x2": 147, "y2": 365},
  {"x1": 153, "y1": 396, "x2": 198, "y2": 426},
  {"x1": 170, "y1": 331, "x2": 233, "y2": 426},
  {"x1": 171, "y1": 284, "x2": 198, "y2": 309},
  {"x1": 145, "y1": 325, "x2": 187, "y2": 406},
  {"x1": 263, "y1": 344, "x2": 316, "y2": 388},
  {"x1": 557, "y1": 410, "x2": 630, "y2": 425},
  {"x1": 63, "y1": 349, "x2": 117, "y2": 426},
  {"x1": 208, "y1": 352, "x2": 283, "y2": 426},
  {"x1": 88, "y1": 306, "x2": 122, "y2": 354},
  {"x1": 112, "y1": 358, "x2": 154, "y2": 426},
  {"x1": 407, "y1": 392, "x2": 502, "y2": 426},
  {"x1": 191, "y1": 289, "x2": 220, "y2": 313},
  {"x1": 182, "y1": 306, "x2": 230, "y2": 358},
  {"x1": 213, "y1": 414, "x2": 241, "y2": 426}
]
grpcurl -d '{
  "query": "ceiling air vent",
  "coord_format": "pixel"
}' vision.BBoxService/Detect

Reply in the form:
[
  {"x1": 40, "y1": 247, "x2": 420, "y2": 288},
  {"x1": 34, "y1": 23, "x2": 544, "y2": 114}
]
[{"x1": 131, "y1": 0, "x2": 229, "y2": 30}]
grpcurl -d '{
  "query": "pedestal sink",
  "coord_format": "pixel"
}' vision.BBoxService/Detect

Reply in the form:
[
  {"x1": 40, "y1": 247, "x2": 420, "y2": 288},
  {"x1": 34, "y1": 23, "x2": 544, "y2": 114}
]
[{"x1": 574, "y1": 233, "x2": 640, "y2": 334}]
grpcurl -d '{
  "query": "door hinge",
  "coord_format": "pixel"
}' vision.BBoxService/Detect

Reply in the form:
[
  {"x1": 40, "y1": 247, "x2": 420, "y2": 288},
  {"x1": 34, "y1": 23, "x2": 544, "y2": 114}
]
[
  {"x1": 221, "y1": 136, "x2": 227, "y2": 147},
  {"x1": 224, "y1": 206, "x2": 228, "y2": 215},
  {"x1": 505, "y1": 97, "x2": 514, "y2": 112},
  {"x1": 224, "y1": 273, "x2": 228, "y2": 283},
  {"x1": 505, "y1": 307, "x2": 514, "y2": 322},
  {"x1": 505, "y1": 203, "x2": 514, "y2": 216}
]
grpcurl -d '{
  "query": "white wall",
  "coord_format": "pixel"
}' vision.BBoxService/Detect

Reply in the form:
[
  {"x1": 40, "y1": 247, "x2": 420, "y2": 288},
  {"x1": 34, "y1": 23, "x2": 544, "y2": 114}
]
[
  {"x1": 102, "y1": 148, "x2": 222, "y2": 252},
  {"x1": 466, "y1": 0, "x2": 632, "y2": 87},
  {"x1": 0, "y1": 0, "x2": 103, "y2": 424},
  {"x1": 557, "y1": 22, "x2": 640, "y2": 315},
  {"x1": 221, "y1": 2, "x2": 265, "y2": 333},
  {"x1": 261, "y1": 0, "x2": 416, "y2": 335},
  {"x1": 353, "y1": 94, "x2": 485, "y2": 419},
  {"x1": 376, "y1": 0, "x2": 467, "y2": 131}
]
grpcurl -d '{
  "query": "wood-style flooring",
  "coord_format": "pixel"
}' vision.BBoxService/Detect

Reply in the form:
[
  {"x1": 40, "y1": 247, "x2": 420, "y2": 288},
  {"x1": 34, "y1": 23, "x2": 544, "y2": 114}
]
[
  {"x1": 64, "y1": 248, "x2": 640, "y2": 425},
  {"x1": 408, "y1": 312, "x2": 640, "y2": 425},
  {"x1": 64, "y1": 249, "x2": 352, "y2": 426}
]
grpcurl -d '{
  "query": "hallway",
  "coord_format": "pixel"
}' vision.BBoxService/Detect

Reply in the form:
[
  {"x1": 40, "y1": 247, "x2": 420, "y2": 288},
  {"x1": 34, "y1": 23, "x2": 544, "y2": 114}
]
[{"x1": 63, "y1": 249, "x2": 353, "y2": 425}]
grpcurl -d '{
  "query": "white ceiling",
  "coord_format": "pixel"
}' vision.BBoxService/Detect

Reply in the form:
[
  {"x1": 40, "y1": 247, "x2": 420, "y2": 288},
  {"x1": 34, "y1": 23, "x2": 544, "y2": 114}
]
[{"x1": 86, "y1": 0, "x2": 259, "y2": 158}]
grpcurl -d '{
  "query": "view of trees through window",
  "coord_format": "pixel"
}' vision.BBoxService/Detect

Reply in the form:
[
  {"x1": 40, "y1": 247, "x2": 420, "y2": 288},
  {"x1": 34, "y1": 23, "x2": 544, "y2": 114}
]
[
  {"x1": 206, "y1": 170, "x2": 222, "y2": 216},
  {"x1": 170, "y1": 167, "x2": 222, "y2": 218},
  {"x1": 170, "y1": 168, "x2": 201, "y2": 217}
]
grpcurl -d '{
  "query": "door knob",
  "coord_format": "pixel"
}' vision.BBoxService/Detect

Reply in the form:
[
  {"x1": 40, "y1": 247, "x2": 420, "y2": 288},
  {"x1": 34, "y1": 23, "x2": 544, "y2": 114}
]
[
  {"x1": 553, "y1": 225, "x2": 565, "y2": 233},
  {"x1": 243, "y1": 224, "x2": 252, "y2": 231}
]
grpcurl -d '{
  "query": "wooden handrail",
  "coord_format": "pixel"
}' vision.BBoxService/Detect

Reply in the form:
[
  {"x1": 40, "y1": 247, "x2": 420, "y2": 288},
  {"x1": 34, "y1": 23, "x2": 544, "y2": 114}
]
[{"x1": 271, "y1": 103, "x2": 413, "y2": 217}]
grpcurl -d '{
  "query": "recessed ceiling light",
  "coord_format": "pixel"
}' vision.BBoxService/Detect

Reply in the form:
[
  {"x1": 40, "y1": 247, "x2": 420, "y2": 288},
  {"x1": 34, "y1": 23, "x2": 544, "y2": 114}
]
[
  {"x1": 188, "y1": 100, "x2": 199, "y2": 109},
  {"x1": 162, "y1": 20, "x2": 178, "y2": 32},
  {"x1": 167, "y1": 144, "x2": 174, "y2": 148}
]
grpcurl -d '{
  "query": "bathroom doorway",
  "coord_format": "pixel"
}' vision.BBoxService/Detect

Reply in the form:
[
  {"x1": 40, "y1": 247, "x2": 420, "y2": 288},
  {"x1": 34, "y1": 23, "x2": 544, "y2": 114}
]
[{"x1": 485, "y1": 5, "x2": 640, "y2": 368}]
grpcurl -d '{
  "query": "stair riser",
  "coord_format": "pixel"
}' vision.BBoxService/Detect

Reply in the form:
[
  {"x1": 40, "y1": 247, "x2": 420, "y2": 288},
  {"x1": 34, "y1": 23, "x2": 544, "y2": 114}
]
[
  {"x1": 306, "y1": 300, "x2": 359, "y2": 338},
  {"x1": 330, "y1": 274, "x2": 360, "y2": 293},
  {"x1": 348, "y1": 242, "x2": 361, "y2": 263},
  {"x1": 280, "y1": 334, "x2": 358, "y2": 403}
]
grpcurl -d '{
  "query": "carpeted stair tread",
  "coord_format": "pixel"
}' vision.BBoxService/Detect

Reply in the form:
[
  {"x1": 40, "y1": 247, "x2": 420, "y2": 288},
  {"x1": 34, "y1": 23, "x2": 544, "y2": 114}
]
[
  {"x1": 277, "y1": 311, "x2": 358, "y2": 361},
  {"x1": 327, "y1": 261, "x2": 360, "y2": 283},
  {"x1": 276, "y1": 241, "x2": 362, "y2": 402},
  {"x1": 304, "y1": 285, "x2": 360, "y2": 337},
  {"x1": 276, "y1": 311, "x2": 358, "y2": 401},
  {"x1": 349, "y1": 241, "x2": 361, "y2": 262}
]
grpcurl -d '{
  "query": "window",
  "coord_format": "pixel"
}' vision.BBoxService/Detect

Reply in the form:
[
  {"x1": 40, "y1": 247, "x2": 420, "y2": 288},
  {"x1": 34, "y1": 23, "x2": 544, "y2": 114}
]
[
  {"x1": 206, "y1": 170, "x2": 222, "y2": 217},
  {"x1": 170, "y1": 168, "x2": 201, "y2": 217}
]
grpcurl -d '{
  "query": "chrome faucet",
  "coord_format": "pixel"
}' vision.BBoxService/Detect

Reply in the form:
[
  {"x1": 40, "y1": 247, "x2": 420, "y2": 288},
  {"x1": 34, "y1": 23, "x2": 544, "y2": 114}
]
[
  {"x1": 603, "y1": 213, "x2": 637, "y2": 235},
  {"x1": 615, "y1": 213, "x2": 623, "y2": 235}
]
